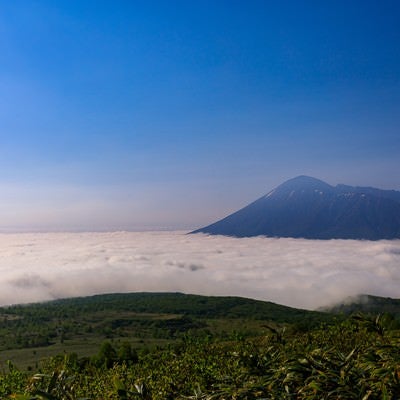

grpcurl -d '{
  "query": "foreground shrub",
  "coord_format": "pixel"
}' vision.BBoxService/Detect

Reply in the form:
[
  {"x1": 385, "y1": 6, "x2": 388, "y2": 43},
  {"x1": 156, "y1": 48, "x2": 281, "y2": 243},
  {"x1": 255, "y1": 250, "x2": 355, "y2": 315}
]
[{"x1": 1, "y1": 318, "x2": 399, "y2": 399}]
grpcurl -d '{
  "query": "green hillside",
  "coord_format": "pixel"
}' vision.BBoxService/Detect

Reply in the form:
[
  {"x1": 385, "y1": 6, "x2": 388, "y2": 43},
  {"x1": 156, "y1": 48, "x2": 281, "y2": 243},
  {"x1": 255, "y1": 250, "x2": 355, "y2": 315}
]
[
  {"x1": 323, "y1": 294, "x2": 400, "y2": 317},
  {"x1": 0, "y1": 292, "x2": 399, "y2": 398},
  {"x1": 3, "y1": 291, "x2": 330, "y2": 321},
  {"x1": 0, "y1": 292, "x2": 332, "y2": 371}
]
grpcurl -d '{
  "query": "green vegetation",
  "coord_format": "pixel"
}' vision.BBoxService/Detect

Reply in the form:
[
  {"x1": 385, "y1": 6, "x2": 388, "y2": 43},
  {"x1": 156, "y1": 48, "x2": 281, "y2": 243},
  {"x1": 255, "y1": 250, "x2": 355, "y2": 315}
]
[
  {"x1": 0, "y1": 292, "x2": 331, "y2": 370},
  {"x1": 323, "y1": 294, "x2": 400, "y2": 319},
  {"x1": 0, "y1": 292, "x2": 399, "y2": 398}
]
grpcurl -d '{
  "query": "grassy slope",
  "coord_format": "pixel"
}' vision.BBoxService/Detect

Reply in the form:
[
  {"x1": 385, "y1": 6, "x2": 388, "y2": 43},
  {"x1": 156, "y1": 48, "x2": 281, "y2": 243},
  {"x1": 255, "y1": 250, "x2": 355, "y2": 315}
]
[
  {"x1": 0, "y1": 292, "x2": 332, "y2": 370},
  {"x1": 1, "y1": 291, "x2": 399, "y2": 370}
]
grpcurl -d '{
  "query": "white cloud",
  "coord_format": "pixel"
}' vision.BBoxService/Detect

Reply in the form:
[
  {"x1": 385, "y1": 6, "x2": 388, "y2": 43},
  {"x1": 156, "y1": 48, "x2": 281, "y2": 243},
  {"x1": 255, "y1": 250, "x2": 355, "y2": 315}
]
[{"x1": 0, "y1": 231, "x2": 399, "y2": 310}]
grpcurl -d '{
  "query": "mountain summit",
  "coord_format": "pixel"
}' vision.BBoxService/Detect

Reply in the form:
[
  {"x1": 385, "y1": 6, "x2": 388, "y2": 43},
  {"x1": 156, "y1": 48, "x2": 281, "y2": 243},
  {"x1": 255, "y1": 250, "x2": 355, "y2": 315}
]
[{"x1": 191, "y1": 176, "x2": 400, "y2": 240}]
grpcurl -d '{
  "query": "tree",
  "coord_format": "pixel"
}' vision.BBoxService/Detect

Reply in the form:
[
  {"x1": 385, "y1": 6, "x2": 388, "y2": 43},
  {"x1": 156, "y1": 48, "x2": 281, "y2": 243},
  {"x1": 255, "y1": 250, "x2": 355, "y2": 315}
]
[
  {"x1": 96, "y1": 341, "x2": 117, "y2": 368},
  {"x1": 118, "y1": 341, "x2": 138, "y2": 364}
]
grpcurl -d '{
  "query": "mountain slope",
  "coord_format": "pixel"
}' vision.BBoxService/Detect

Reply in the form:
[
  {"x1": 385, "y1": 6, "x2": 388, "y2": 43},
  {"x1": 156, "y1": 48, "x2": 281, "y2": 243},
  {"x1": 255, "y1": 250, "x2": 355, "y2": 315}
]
[
  {"x1": 322, "y1": 294, "x2": 400, "y2": 318},
  {"x1": 191, "y1": 176, "x2": 400, "y2": 240},
  {"x1": 1, "y1": 292, "x2": 331, "y2": 329}
]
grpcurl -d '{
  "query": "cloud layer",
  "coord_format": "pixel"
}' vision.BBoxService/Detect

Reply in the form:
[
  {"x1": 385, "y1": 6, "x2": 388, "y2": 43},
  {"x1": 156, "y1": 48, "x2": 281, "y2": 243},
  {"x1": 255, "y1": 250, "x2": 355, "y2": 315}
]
[{"x1": 0, "y1": 231, "x2": 399, "y2": 310}]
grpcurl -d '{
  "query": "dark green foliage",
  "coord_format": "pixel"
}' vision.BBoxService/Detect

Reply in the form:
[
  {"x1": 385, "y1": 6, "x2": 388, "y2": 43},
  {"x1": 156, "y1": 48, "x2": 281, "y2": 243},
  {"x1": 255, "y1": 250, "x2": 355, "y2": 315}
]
[
  {"x1": 0, "y1": 292, "x2": 333, "y2": 355},
  {"x1": 1, "y1": 317, "x2": 400, "y2": 399},
  {"x1": 326, "y1": 294, "x2": 400, "y2": 321},
  {"x1": 117, "y1": 342, "x2": 138, "y2": 365},
  {"x1": 0, "y1": 292, "x2": 330, "y2": 324},
  {"x1": 1, "y1": 293, "x2": 400, "y2": 398},
  {"x1": 0, "y1": 361, "x2": 27, "y2": 397},
  {"x1": 95, "y1": 341, "x2": 117, "y2": 368}
]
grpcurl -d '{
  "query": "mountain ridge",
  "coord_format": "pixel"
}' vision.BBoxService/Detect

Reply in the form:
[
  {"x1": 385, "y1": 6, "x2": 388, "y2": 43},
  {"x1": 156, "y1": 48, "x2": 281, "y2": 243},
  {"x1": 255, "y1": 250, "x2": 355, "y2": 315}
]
[
  {"x1": 321, "y1": 294, "x2": 400, "y2": 318},
  {"x1": 191, "y1": 176, "x2": 400, "y2": 240}
]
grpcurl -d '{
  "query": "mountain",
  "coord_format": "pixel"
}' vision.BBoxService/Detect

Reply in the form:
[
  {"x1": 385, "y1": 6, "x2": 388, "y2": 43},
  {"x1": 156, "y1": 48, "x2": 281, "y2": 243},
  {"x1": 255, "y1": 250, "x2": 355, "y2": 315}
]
[
  {"x1": 321, "y1": 294, "x2": 400, "y2": 318},
  {"x1": 191, "y1": 175, "x2": 400, "y2": 240}
]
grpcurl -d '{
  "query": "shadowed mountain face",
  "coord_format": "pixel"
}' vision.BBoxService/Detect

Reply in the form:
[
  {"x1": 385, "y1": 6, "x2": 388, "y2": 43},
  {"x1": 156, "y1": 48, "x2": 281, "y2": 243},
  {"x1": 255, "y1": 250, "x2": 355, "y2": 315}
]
[
  {"x1": 191, "y1": 176, "x2": 400, "y2": 240},
  {"x1": 321, "y1": 294, "x2": 400, "y2": 317}
]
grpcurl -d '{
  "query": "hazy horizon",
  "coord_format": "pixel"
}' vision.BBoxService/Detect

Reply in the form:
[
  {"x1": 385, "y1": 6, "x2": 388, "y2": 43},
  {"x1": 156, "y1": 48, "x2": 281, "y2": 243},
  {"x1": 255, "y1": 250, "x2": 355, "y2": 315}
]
[
  {"x1": 0, "y1": 174, "x2": 399, "y2": 233},
  {"x1": 1, "y1": 1, "x2": 399, "y2": 231}
]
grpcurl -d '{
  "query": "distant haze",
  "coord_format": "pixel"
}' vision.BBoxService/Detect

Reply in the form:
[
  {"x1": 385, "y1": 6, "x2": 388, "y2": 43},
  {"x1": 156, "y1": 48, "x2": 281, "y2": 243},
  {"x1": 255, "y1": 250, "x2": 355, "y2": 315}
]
[
  {"x1": 0, "y1": 231, "x2": 399, "y2": 310},
  {"x1": 0, "y1": 2, "x2": 399, "y2": 231}
]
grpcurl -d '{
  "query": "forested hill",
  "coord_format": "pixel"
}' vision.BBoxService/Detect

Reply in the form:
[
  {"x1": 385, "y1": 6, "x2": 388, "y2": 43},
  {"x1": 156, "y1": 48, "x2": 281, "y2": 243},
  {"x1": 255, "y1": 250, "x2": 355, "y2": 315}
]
[
  {"x1": 0, "y1": 293, "x2": 400, "y2": 386},
  {"x1": 2, "y1": 292, "x2": 328, "y2": 325},
  {"x1": 323, "y1": 294, "x2": 400, "y2": 317}
]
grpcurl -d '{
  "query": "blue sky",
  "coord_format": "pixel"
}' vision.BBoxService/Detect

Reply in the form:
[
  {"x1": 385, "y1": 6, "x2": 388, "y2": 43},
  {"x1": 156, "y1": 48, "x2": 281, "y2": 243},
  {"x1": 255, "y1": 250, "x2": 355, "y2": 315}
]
[{"x1": 0, "y1": 1, "x2": 399, "y2": 231}]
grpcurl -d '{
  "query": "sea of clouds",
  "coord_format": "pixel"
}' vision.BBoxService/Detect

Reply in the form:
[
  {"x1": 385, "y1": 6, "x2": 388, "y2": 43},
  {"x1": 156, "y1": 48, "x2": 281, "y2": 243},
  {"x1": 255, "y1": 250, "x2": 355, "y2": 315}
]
[{"x1": 0, "y1": 231, "x2": 399, "y2": 310}]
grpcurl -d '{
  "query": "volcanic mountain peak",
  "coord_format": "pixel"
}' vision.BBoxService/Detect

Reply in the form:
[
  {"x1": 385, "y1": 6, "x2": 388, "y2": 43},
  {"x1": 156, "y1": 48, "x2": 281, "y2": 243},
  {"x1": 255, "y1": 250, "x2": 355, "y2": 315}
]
[
  {"x1": 192, "y1": 176, "x2": 400, "y2": 240},
  {"x1": 265, "y1": 175, "x2": 334, "y2": 199},
  {"x1": 276, "y1": 175, "x2": 333, "y2": 191}
]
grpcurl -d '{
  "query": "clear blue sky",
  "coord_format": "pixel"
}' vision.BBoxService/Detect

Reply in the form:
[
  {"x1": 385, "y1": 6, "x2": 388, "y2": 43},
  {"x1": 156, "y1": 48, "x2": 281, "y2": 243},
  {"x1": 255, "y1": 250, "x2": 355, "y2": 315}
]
[{"x1": 0, "y1": 1, "x2": 399, "y2": 231}]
